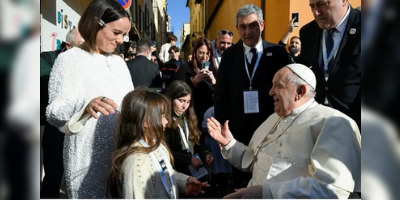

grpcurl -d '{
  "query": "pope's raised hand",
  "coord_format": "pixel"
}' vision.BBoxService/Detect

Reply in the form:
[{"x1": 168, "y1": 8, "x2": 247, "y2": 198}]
[{"x1": 207, "y1": 117, "x2": 233, "y2": 146}]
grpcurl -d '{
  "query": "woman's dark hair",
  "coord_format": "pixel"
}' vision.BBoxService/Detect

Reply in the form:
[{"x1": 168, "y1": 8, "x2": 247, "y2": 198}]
[
  {"x1": 167, "y1": 34, "x2": 177, "y2": 43},
  {"x1": 191, "y1": 37, "x2": 218, "y2": 76},
  {"x1": 165, "y1": 80, "x2": 201, "y2": 144},
  {"x1": 108, "y1": 87, "x2": 171, "y2": 198},
  {"x1": 79, "y1": 0, "x2": 131, "y2": 52}
]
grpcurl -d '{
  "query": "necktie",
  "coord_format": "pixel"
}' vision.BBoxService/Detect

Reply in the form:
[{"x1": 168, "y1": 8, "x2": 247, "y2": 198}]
[
  {"x1": 325, "y1": 28, "x2": 335, "y2": 56},
  {"x1": 247, "y1": 48, "x2": 258, "y2": 74}
]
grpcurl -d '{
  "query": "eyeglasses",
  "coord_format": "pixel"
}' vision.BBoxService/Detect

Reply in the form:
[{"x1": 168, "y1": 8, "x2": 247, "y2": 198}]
[{"x1": 218, "y1": 30, "x2": 233, "y2": 37}]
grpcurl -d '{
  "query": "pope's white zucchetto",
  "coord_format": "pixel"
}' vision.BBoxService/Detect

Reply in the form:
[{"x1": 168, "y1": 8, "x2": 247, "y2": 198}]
[{"x1": 286, "y1": 63, "x2": 316, "y2": 89}]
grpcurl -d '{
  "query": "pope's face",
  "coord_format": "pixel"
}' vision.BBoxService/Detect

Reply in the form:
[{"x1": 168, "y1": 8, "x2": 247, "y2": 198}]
[{"x1": 269, "y1": 68, "x2": 298, "y2": 117}]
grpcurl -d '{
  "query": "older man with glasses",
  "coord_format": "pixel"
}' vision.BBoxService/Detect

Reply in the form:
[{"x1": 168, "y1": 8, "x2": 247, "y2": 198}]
[{"x1": 212, "y1": 29, "x2": 234, "y2": 68}]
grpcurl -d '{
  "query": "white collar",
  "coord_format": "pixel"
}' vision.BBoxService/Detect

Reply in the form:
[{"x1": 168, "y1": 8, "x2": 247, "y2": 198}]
[
  {"x1": 243, "y1": 39, "x2": 263, "y2": 55},
  {"x1": 212, "y1": 41, "x2": 222, "y2": 57},
  {"x1": 287, "y1": 98, "x2": 316, "y2": 117}
]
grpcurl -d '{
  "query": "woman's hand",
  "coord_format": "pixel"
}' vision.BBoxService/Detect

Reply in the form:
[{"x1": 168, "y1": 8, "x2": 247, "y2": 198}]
[
  {"x1": 209, "y1": 72, "x2": 216, "y2": 85},
  {"x1": 204, "y1": 71, "x2": 216, "y2": 85},
  {"x1": 84, "y1": 96, "x2": 118, "y2": 119},
  {"x1": 191, "y1": 73, "x2": 207, "y2": 87},
  {"x1": 191, "y1": 156, "x2": 203, "y2": 171}
]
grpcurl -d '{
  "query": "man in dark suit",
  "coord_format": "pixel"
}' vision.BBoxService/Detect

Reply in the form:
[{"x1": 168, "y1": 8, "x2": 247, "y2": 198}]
[
  {"x1": 127, "y1": 39, "x2": 162, "y2": 88},
  {"x1": 299, "y1": 0, "x2": 361, "y2": 127},
  {"x1": 214, "y1": 4, "x2": 292, "y2": 189}
]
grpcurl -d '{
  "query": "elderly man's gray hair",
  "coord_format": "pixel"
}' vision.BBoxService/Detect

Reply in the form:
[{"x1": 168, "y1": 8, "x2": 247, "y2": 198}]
[
  {"x1": 236, "y1": 4, "x2": 264, "y2": 25},
  {"x1": 66, "y1": 29, "x2": 79, "y2": 45}
]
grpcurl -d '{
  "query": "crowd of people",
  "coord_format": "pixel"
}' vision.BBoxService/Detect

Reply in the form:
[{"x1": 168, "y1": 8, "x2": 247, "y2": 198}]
[{"x1": 40, "y1": 0, "x2": 361, "y2": 199}]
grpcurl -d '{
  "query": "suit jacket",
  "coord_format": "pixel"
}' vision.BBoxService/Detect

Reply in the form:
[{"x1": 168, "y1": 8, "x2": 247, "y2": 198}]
[
  {"x1": 214, "y1": 40, "x2": 292, "y2": 145},
  {"x1": 127, "y1": 55, "x2": 161, "y2": 88},
  {"x1": 299, "y1": 7, "x2": 361, "y2": 127}
]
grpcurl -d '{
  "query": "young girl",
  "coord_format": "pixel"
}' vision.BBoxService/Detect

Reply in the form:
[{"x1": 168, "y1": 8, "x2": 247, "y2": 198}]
[
  {"x1": 164, "y1": 81, "x2": 214, "y2": 181},
  {"x1": 108, "y1": 87, "x2": 206, "y2": 198}
]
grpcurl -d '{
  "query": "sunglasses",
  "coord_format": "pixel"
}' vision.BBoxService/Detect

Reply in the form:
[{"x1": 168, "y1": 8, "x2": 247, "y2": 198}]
[{"x1": 218, "y1": 30, "x2": 233, "y2": 37}]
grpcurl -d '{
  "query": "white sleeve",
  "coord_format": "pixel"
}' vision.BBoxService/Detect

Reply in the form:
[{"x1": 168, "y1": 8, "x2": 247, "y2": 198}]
[
  {"x1": 221, "y1": 138, "x2": 255, "y2": 173},
  {"x1": 45, "y1": 53, "x2": 88, "y2": 135},
  {"x1": 159, "y1": 44, "x2": 166, "y2": 62},
  {"x1": 263, "y1": 176, "x2": 340, "y2": 198},
  {"x1": 172, "y1": 170, "x2": 189, "y2": 194}
]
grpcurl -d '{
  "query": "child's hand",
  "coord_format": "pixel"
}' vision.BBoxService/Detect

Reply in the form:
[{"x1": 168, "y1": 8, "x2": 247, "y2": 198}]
[{"x1": 185, "y1": 177, "x2": 210, "y2": 195}]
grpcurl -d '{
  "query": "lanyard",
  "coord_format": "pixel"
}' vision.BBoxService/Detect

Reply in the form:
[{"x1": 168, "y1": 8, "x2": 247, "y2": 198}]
[
  {"x1": 321, "y1": 29, "x2": 344, "y2": 73},
  {"x1": 177, "y1": 119, "x2": 190, "y2": 153},
  {"x1": 244, "y1": 50, "x2": 261, "y2": 90},
  {"x1": 138, "y1": 139, "x2": 176, "y2": 199}
]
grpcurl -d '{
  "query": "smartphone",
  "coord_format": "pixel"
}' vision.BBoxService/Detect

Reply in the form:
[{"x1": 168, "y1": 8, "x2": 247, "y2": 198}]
[
  {"x1": 202, "y1": 61, "x2": 210, "y2": 72},
  {"x1": 151, "y1": 41, "x2": 157, "y2": 47},
  {"x1": 292, "y1": 13, "x2": 299, "y2": 27}
]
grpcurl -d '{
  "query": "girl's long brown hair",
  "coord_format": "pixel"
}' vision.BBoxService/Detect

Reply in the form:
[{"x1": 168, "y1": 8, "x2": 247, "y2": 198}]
[
  {"x1": 165, "y1": 80, "x2": 201, "y2": 144},
  {"x1": 108, "y1": 87, "x2": 172, "y2": 198}
]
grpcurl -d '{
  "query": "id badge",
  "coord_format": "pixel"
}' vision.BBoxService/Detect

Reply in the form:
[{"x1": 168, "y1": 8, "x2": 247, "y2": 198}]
[{"x1": 243, "y1": 90, "x2": 259, "y2": 114}]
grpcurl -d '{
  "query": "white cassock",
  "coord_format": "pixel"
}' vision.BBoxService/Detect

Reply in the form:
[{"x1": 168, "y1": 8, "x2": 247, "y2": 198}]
[{"x1": 221, "y1": 99, "x2": 361, "y2": 198}]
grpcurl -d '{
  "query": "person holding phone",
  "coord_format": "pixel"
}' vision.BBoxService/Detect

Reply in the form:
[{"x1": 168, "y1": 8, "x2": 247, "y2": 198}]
[
  {"x1": 278, "y1": 15, "x2": 302, "y2": 62},
  {"x1": 174, "y1": 38, "x2": 217, "y2": 128}
]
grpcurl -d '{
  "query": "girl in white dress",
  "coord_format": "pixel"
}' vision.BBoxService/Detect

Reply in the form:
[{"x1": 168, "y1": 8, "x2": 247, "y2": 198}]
[{"x1": 108, "y1": 88, "x2": 208, "y2": 198}]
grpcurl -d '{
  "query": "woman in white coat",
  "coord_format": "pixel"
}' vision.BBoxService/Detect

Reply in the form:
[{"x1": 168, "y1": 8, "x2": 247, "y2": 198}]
[{"x1": 46, "y1": 0, "x2": 133, "y2": 198}]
